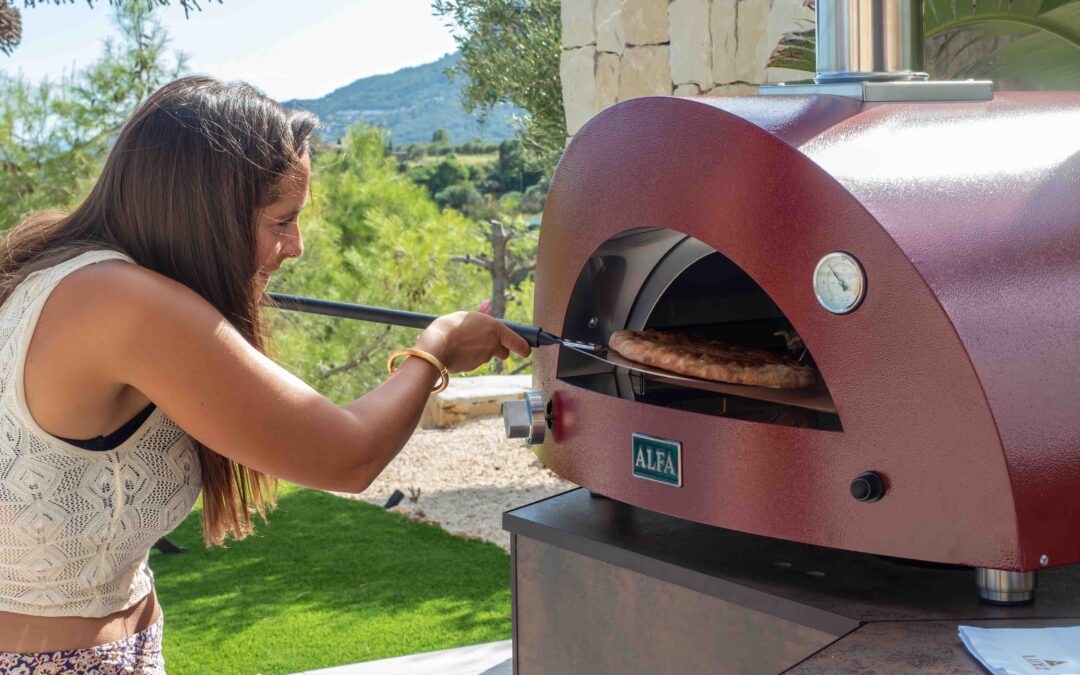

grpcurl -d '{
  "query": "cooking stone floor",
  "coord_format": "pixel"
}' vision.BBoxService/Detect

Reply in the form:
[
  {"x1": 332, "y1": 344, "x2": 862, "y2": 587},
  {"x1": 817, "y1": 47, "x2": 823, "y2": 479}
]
[{"x1": 296, "y1": 640, "x2": 512, "y2": 675}]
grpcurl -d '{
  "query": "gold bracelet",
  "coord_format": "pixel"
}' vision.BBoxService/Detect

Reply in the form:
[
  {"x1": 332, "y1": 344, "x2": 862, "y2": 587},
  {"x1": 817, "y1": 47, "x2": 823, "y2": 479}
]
[{"x1": 387, "y1": 348, "x2": 450, "y2": 393}]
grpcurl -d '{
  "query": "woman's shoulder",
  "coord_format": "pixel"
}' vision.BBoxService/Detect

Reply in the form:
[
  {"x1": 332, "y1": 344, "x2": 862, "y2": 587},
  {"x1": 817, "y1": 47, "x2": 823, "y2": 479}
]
[
  {"x1": 63, "y1": 255, "x2": 164, "y2": 288},
  {"x1": 47, "y1": 256, "x2": 219, "y2": 335}
]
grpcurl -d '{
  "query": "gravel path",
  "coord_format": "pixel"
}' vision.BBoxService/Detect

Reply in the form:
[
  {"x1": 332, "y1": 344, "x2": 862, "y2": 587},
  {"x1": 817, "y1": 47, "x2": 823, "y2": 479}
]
[{"x1": 336, "y1": 417, "x2": 574, "y2": 552}]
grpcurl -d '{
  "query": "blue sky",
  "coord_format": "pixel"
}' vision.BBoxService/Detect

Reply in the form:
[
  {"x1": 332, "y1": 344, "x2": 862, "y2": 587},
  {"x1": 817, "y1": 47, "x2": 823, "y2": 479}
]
[{"x1": 1, "y1": 0, "x2": 459, "y2": 101}]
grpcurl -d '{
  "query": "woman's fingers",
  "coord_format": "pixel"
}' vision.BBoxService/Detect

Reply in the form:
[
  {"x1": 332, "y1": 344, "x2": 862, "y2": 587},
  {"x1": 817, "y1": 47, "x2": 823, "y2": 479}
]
[
  {"x1": 420, "y1": 311, "x2": 532, "y2": 372},
  {"x1": 502, "y1": 325, "x2": 532, "y2": 358}
]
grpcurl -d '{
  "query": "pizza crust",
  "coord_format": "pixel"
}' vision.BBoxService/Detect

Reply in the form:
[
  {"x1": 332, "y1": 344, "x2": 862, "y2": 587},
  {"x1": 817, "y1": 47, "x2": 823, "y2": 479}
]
[{"x1": 609, "y1": 329, "x2": 816, "y2": 389}]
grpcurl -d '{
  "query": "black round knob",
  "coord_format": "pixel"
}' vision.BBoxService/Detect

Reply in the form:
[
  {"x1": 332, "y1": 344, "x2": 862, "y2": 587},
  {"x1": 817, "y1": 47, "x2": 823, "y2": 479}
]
[{"x1": 850, "y1": 471, "x2": 885, "y2": 503}]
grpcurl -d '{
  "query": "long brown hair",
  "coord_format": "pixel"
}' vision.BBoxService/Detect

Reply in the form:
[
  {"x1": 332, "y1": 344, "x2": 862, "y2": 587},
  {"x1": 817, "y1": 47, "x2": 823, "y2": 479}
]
[{"x1": 0, "y1": 76, "x2": 317, "y2": 546}]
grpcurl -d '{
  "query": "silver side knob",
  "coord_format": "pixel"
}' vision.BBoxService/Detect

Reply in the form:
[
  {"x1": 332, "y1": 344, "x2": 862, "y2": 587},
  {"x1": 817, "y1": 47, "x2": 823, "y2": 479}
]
[{"x1": 502, "y1": 391, "x2": 545, "y2": 445}]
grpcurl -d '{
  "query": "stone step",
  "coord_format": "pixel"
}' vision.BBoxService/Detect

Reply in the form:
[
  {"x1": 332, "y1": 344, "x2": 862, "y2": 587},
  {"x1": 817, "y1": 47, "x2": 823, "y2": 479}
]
[
  {"x1": 297, "y1": 640, "x2": 512, "y2": 675},
  {"x1": 419, "y1": 374, "x2": 533, "y2": 429}
]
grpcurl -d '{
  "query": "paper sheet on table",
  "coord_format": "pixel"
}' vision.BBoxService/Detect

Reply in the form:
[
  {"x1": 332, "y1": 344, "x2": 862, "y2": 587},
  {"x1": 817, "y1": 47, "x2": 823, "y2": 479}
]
[{"x1": 959, "y1": 626, "x2": 1080, "y2": 674}]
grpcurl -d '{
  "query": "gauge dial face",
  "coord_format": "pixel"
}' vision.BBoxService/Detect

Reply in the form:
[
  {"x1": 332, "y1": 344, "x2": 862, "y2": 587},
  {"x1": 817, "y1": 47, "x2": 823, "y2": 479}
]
[{"x1": 813, "y1": 252, "x2": 865, "y2": 314}]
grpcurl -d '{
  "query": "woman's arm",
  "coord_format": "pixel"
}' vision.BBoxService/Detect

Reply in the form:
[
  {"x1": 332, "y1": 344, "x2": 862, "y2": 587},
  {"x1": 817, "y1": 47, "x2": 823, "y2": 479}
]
[{"x1": 66, "y1": 261, "x2": 529, "y2": 493}]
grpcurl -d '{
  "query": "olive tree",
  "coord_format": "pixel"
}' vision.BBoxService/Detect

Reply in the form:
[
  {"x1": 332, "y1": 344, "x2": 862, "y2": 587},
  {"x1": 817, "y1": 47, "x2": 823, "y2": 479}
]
[{"x1": 432, "y1": 0, "x2": 564, "y2": 172}]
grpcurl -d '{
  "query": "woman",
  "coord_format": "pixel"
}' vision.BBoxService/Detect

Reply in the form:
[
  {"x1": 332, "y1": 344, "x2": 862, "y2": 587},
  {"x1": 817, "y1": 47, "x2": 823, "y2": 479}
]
[{"x1": 0, "y1": 76, "x2": 529, "y2": 670}]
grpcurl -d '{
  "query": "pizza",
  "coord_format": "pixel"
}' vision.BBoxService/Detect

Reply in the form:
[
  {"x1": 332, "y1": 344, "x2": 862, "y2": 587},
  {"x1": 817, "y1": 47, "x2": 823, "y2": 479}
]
[{"x1": 608, "y1": 329, "x2": 816, "y2": 389}]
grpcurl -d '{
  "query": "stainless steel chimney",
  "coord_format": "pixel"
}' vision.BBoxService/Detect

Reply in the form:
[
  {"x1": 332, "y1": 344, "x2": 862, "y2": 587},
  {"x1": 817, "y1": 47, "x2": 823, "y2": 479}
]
[
  {"x1": 760, "y1": 0, "x2": 990, "y2": 100},
  {"x1": 815, "y1": 0, "x2": 927, "y2": 82}
]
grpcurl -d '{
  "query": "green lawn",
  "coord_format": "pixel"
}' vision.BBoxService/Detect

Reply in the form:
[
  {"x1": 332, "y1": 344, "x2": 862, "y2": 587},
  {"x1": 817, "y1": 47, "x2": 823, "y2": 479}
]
[{"x1": 150, "y1": 483, "x2": 511, "y2": 674}]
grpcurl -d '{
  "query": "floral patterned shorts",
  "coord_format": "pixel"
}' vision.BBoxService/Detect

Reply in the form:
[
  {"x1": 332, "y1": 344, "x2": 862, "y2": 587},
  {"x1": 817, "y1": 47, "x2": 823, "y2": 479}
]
[{"x1": 0, "y1": 614, "x2": 165, "y2": 674}]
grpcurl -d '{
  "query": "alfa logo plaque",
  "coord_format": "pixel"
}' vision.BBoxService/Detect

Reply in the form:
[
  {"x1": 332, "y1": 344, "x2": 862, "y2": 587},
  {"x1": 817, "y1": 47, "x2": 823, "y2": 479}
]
[{"x1": 632, "y1": 433, "x2": 682, "y2": 487}]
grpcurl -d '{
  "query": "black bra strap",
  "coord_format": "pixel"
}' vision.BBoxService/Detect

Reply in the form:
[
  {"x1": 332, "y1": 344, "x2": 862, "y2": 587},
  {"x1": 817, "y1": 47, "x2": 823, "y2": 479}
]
[{"x1": 56, "y1": 403, "x2": 157, "y2": 451}]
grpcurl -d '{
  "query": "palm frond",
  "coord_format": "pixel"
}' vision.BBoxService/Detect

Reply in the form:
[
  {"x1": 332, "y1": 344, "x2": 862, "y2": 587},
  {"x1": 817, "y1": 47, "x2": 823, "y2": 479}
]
[
  {"x1": 769, "y1": 27, "x2": 817, "y2": 73},
  {"x1": 766, "y1": 0, "x2": 1080, "y2": 89}
]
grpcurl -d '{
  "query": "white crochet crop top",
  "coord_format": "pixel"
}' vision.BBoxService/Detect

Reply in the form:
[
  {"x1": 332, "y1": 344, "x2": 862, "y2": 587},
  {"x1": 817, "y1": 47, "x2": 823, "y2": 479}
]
[{"x1": 0, "y1": 250, "x2": 202, "y2": 618}]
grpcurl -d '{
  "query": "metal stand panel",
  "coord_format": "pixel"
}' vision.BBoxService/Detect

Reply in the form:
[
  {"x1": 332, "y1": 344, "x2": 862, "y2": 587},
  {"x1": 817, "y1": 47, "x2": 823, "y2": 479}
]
[{"x1": 505, "y1": 490, "x2": 1080, "y2": 674}]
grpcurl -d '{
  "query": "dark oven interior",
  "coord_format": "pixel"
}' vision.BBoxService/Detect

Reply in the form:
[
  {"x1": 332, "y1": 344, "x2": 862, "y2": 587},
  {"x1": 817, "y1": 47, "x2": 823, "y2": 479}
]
[{"x1": 556, "y1": 228, "x2": 841, "y2": 431}]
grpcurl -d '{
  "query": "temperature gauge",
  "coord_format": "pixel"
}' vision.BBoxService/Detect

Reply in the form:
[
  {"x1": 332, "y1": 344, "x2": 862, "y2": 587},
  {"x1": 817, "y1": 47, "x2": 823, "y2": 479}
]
[{"x1": 813, "y1": 252, "x2": 865, "y2": 314}]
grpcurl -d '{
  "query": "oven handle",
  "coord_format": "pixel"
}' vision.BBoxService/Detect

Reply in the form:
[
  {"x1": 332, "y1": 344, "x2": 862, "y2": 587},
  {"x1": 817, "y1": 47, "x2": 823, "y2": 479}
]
[{"x1": 266, "y1": 292, "x2": 594, "y2": 351}]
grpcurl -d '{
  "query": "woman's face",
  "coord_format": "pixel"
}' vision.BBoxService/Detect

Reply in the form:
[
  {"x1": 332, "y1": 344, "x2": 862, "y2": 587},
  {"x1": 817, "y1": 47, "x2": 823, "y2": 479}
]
[{"x1": 255, "y1": 153, "x2": 311, "y2": 293}]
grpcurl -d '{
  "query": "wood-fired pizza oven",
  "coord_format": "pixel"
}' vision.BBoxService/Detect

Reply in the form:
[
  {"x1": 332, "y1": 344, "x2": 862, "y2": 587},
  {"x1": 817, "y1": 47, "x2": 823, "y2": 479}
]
[{"x1": 517, "y1": 89, "x2": 1080, "y2": 596}]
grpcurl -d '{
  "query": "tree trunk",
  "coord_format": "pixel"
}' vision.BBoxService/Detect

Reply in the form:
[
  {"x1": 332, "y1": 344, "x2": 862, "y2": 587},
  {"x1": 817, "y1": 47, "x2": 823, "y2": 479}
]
[
  {"x1": 489, "y1": 220, "x2": 511, "y2": 373},
  {"x1": 451, "y1": 219, "x2": 537, "y2": 376}
]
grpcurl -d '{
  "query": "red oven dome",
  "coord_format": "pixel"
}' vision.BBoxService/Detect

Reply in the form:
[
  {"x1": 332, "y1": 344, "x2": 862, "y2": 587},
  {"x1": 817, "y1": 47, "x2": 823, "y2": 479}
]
[{"x1": 533, "y1": 92, "x2": 1080, "y2": 572}]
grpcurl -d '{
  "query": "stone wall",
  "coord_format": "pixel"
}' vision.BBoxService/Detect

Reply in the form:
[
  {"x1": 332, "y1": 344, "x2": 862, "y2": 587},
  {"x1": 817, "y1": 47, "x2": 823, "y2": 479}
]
[{"x1": 560, "y1": 0, "x2": 814, "y2": 135}]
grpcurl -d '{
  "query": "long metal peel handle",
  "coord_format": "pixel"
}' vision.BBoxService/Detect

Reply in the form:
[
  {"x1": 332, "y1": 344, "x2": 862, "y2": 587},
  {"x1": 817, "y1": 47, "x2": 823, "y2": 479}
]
[{"x1": 267, "y1": 292, "x2": 548, "y2": 348}]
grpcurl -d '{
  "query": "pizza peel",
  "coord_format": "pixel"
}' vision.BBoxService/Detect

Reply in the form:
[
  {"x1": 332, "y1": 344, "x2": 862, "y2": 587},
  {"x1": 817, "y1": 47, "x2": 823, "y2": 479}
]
[
  {"x1": 266, "y1": 293, "x2": 833, "y2": 414},
  {"x1": 266, "y1": 293, "x2": 605, "y2": 353}
]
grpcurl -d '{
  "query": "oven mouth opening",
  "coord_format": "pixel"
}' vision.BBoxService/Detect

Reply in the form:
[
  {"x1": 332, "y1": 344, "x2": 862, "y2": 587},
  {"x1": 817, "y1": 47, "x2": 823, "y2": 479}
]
[{"x1": 556, "y1": 229, "x2": 842, "y2": 432}]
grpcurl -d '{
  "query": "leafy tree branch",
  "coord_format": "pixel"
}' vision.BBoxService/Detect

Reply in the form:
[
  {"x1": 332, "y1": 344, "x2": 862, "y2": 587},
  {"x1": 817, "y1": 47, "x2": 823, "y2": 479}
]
[
  {"x1": 2, "y1": 0, "x2": 219, "y2": 55},
  {"x1": 432, "y1": 0, "x2": 564, "y2": 171}
]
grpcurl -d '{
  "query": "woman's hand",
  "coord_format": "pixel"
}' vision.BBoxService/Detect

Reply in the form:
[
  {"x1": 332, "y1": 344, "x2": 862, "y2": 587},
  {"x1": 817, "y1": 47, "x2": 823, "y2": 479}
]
[{"x1": 414, "y1": 311, "x2": 532, "y2": 373}]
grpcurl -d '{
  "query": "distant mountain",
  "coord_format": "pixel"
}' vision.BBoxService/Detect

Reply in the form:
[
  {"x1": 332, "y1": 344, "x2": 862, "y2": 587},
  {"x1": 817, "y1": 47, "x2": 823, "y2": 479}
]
[{"x1": 283, "y1": 52, "x2": 520, "y2": 145}]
